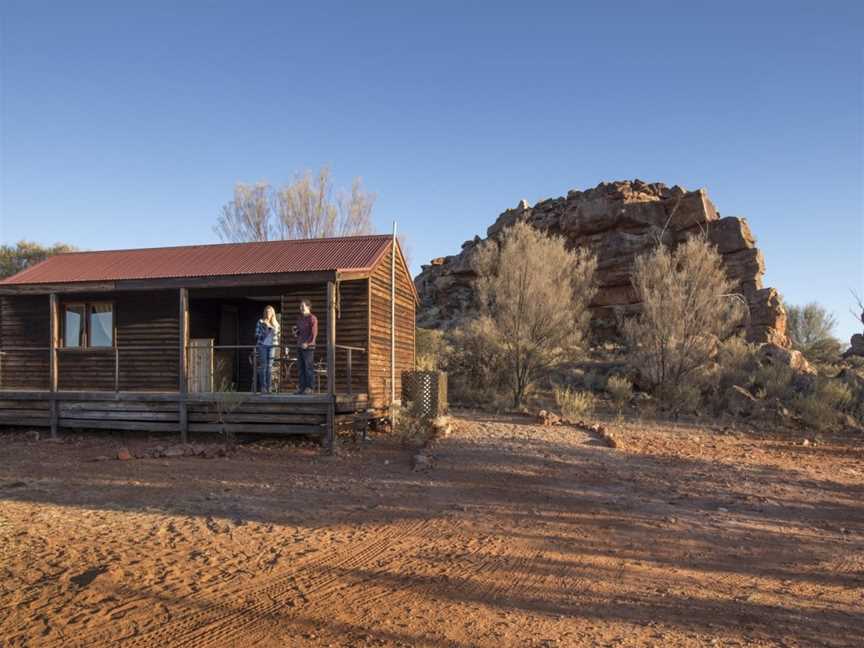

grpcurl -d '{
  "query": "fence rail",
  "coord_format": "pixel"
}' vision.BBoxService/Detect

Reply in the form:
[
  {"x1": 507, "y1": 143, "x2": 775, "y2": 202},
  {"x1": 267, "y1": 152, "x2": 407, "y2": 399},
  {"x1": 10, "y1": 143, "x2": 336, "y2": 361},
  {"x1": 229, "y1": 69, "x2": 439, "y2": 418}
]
[{"x1": 0, "y1": 343, "x2": 367, "y2": 395}]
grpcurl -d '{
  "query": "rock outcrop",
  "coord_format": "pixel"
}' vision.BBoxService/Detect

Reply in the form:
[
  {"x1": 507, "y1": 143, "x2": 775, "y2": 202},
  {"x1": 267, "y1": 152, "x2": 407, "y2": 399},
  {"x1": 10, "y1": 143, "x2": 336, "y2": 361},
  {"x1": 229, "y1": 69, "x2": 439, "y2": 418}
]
[
  {"x1": 842, "y1": 304, "x2": 864, "y2": 358},
  {"x1": 415, "y1": 180, "x2": 788, "y2": 346}
]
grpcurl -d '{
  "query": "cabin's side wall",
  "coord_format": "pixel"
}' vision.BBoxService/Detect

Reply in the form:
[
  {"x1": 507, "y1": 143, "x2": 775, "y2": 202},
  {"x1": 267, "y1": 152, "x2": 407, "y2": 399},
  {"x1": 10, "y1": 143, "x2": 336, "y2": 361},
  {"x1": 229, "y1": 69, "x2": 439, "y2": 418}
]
[
  {"x1": 279, "y1": 279, "x2": 368, "y2": 394},
  {"x1": 0, "y1": 295, "x2": 50, "y2": 390},
  {"x1": 368, "y1": 242, "x2": 416, "y2": 409},
  {"x1": 56, "y1": 290, "x2": 180, "y2": 391}
]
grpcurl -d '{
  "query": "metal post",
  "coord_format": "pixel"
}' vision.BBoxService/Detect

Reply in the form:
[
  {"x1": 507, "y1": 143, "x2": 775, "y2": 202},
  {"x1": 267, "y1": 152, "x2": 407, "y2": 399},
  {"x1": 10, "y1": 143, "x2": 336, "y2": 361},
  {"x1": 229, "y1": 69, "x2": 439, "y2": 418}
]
[
  {"x1": 114, "y1": 346, "x2": 120, "y2": 393},
  {"x1": 347, "y1": 348, "x2": 353, "y2": 396},
  {"x1": 390, "y1": 222, "x2": 396, "y2": 408}
]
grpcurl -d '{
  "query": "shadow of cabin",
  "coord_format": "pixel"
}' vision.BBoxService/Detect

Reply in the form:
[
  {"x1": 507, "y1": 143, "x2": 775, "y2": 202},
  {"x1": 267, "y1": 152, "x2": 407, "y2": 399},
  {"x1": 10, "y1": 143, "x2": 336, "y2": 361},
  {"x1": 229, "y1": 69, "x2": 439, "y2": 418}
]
[{"x1": 0, "y1": 235, "x2": 417, "y2": 447}]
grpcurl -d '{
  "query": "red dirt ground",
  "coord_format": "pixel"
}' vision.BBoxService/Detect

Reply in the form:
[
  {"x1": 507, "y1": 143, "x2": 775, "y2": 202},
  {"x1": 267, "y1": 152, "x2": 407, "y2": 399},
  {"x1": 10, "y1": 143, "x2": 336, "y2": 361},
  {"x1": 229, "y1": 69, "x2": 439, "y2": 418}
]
[{"x1": 0, "y1": 413, "x2": 862, "y2": 647}]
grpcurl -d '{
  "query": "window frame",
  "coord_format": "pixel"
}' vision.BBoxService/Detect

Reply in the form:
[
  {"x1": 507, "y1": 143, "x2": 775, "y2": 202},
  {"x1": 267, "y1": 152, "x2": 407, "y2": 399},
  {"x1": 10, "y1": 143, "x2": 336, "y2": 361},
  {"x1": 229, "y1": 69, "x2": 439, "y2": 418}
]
[{"x1": 61, "y1": 300, "x2": 116, "y2": 350}]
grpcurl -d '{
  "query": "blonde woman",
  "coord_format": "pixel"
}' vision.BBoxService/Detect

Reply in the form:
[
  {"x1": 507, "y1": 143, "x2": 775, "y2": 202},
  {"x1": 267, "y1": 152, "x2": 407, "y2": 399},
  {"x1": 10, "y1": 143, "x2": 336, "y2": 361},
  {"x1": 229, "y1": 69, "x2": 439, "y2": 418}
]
[{"x1": 255, "y1": 305, "x2": 280, "y2": 393}]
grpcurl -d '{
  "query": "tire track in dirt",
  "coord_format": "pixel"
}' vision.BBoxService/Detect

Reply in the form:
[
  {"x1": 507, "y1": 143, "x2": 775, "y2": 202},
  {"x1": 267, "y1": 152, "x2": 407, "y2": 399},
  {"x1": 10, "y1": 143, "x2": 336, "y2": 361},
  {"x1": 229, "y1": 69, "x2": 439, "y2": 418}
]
[
  {"x1": 63, "y1": 517, "x2": 430, "y2": 648},
  {"x1": 161, "y1": 518, "x2": 432, "y2": 648}
]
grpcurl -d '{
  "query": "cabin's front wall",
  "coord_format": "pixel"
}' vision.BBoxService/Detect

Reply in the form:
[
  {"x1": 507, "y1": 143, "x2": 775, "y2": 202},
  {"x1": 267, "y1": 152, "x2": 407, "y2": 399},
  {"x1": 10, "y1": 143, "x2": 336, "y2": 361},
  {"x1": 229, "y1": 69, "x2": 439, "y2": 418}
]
[
  {"x1": 368, "y1": 242, "x2": 416, "y2": 409},
  {"x1": 58, "y1": 290, "x2": 180, "y2": 391},
  {"x1": 0, "y1": 295, "x2": 50, "y2": 389}
]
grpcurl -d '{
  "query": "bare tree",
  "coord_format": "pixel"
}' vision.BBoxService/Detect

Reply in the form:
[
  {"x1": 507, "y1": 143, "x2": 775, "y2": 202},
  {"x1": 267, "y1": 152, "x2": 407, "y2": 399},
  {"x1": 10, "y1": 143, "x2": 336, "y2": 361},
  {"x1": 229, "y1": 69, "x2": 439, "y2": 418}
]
[
  {"x1": 215, "y1": 167, "x2": 376, "y2": 243},
  {"x1": 471, "y1": 222, "x2": 598, "y2": 407},
  {"x1": 336, "y1": 176, "x2": 376, "y2": 236},
  {"x1": 214, "y1": 183, "x2": 273, "y2": 243},
  {"x1": 785, "y1": 302, "x2": 843, "y2": 363},
  {"x1": 274, "y1": 167, "x2": 375, "y2": 240},
  {"x1": 623, "y1": 234, "x2": 746, "y2": 395}
]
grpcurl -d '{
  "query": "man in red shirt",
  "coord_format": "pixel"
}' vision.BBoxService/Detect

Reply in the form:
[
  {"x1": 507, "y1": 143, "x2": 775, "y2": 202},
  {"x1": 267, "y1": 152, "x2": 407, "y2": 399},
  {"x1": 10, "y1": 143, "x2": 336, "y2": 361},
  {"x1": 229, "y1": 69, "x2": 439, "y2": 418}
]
[{"x1": 294, "y1": 299, "x2": 318, "y2": 394}]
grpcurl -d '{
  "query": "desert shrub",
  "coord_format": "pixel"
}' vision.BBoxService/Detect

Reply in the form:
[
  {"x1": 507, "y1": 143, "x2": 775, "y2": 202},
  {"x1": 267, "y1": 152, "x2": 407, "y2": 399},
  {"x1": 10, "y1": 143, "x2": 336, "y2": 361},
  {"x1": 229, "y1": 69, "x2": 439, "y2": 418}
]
[
  {"x1": 581, "y1": 369, "x2": 607, "y2": 392},
  {"x1": 394, "y1": 400, "x2": 435, "y2": 447},
  {"x1": 752, "y1": 363, "x2": 796, "y2": 401},
  {"x1": 606, "y1": 375, "x2": 633, "y2": 413},
  {"x1": 715, "y1": 336, "x2": 760, "y2": 389},
  {"x1": 468, "y1": 221, "x2": 598, "y2": 407},
  {"x1": 817, "y1": 378, "x2": 855, "y2": 411},
  {"x1": 785, "y1": 302, "x2": 843, "y2": 364},
  {"x1": 416, "y1": 327, "x2": 447, "y2": 371},
  {"x1": 623, "y1": 235, "x2": 746, "y2": 396},
  {"x1": 554, "y1": 386, "x2": 596, "y2": 420},
  {"x1": 657, "y1": 382, "x2": 703, "y2": 416},
  {"x1": 444, "y1": 318, "x2": 508, "y2": 405},
  {"x1": 791, "y1": 378, "x2": 855, "y2": 431}
]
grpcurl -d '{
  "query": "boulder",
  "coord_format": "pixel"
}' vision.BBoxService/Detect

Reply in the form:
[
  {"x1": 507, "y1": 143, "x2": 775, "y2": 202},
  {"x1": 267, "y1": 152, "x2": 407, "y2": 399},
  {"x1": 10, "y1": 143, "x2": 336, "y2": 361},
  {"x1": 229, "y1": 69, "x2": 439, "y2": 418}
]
[
  {"x1": 702, "y1": 216, "x2": 756, "y2": 254},
  {"x1": 415, "y1": 180, "x2": 787, "y2": 346},
  {"x1": 757, "y1": 343, "x2": 816, "y2": 375},
  {"x1": 537, "y1": 410, "x2": 561, "y2": 426},
  {"x1": 843, "y1": 333, "x2": 864, "y2": 358}
]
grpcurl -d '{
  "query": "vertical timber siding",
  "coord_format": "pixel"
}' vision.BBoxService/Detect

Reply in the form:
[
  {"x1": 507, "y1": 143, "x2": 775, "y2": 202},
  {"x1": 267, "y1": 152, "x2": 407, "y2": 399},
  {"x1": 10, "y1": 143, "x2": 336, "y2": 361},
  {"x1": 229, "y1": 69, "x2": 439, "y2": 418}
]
[
  {"x1": 368, "y1": 242, "x2": 415, "y2": 409},
  {"x1": 280, "y1": 279, "x2": 368, "y2": 394},
  {"x1": 54, "y1": 291, "x2": 180, "y2": 391},
  {"x1": 0, "y1": 295, "x2": 51, "y2": 389}
]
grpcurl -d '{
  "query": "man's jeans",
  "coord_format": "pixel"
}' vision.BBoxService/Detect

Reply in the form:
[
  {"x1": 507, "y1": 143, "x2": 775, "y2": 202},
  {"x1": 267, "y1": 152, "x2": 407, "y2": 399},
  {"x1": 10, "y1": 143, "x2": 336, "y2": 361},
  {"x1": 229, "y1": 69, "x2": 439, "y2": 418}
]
[{"x1": 297, "y1": 347, "x2": 315, "y2": 392}]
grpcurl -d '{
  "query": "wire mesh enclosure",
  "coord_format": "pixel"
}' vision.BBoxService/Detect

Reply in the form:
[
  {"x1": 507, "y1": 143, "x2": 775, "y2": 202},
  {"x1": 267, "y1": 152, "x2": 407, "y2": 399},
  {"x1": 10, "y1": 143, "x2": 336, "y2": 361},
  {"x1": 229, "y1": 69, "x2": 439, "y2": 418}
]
[{"x1": 401, "y1": 370, "x2": 448, "y2": 418}]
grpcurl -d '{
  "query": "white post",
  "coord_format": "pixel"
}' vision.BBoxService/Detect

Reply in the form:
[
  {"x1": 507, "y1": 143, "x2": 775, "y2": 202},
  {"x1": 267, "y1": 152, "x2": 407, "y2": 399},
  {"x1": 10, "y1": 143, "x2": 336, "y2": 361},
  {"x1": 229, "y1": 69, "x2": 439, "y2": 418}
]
[{"x1": 391, "y1": 221, "x2": 397, "y2": 408}]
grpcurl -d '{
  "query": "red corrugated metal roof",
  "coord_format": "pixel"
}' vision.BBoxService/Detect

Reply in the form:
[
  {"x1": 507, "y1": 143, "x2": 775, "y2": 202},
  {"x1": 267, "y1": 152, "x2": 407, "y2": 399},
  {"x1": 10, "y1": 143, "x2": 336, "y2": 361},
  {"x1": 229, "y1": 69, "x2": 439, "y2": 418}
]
[{"x1": 1, "y1": 235, "x2": 394, "y2": 285}]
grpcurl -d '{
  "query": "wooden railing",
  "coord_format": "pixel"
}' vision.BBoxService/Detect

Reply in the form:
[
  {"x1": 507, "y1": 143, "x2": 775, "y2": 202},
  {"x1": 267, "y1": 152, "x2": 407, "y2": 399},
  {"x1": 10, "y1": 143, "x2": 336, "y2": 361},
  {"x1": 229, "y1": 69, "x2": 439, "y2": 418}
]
[{"x1": 0, "y1": 343, "x2": 367, "y2": 395}]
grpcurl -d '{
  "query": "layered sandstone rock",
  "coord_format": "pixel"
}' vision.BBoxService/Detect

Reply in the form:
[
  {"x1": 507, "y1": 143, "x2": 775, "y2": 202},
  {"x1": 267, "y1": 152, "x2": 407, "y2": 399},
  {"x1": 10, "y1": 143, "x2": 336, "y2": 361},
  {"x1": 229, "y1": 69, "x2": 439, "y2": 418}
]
[{"x1": 415, "y1": 180, "x2": 788, "y2": 346}]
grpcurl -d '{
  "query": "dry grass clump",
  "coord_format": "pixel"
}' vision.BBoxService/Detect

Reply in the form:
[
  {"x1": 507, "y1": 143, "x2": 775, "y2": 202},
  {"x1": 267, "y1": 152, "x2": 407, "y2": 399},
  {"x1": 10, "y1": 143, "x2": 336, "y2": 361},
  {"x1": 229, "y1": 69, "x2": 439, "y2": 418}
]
[
  {"x1": 605, "y1": 375, "x2": 633, "y2": 413},
  {"x1": 554, "y1": 386, "x2": 596, "y2": 420}
]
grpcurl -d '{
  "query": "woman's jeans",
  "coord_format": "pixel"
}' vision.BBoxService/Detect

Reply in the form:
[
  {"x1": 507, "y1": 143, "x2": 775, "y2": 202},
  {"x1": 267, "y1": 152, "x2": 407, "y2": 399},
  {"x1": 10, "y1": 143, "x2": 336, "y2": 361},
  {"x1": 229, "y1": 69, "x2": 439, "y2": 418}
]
[
  {"x1": 297, "y1": 347, "x2": 315, "y2": 392},
  {"x1": 256, "y1": 345, "x2": 273, "y2": 393}
]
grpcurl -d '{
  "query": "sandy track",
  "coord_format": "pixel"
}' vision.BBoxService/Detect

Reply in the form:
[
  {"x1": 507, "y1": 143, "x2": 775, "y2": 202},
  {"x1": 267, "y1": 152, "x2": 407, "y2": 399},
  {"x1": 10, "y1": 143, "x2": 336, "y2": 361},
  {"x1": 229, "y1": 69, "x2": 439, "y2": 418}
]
[{"x1": 1, "y1": 414, "x2": 862, "y2": 647}]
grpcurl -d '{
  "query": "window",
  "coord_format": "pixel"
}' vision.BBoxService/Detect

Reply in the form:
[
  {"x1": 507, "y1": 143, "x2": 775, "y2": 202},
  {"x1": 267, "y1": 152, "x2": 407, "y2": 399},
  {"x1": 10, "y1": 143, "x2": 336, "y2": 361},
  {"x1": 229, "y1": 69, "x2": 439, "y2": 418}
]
[
  {"x1": 89, "y1": 304, "x2": 113, "y2": 347},
  {"x1": 62, "y1": 302, "x2": 113, "y2": 348},
  {"x1": 64, "y1": 304, "x2": 85, "y2": 347}
]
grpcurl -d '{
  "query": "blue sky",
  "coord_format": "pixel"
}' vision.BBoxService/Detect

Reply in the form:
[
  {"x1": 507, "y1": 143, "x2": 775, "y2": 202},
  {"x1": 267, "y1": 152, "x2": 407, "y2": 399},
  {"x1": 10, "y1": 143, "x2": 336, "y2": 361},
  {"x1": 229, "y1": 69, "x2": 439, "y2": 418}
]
[{"x1": 1, "y1": 1, "x2": 862, "y2": 340}]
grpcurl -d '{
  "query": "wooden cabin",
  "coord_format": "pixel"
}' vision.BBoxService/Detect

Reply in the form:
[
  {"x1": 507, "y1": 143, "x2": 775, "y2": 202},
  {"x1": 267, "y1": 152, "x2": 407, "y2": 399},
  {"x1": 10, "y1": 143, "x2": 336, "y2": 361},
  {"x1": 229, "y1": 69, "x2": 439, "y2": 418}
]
[{"x1": 0, "y1": 235, "x2": 417, "y2": 447}]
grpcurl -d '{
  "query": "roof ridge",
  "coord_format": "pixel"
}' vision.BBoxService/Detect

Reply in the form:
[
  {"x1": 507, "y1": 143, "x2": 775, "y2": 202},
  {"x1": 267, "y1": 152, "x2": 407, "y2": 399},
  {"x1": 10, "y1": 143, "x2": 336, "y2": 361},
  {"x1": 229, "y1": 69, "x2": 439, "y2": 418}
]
[{"x1": 49, "y1": 233, "x2": 392, "y2": 257}]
